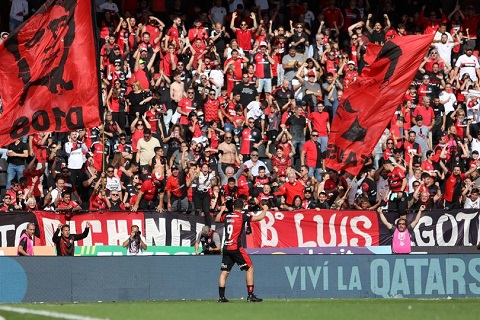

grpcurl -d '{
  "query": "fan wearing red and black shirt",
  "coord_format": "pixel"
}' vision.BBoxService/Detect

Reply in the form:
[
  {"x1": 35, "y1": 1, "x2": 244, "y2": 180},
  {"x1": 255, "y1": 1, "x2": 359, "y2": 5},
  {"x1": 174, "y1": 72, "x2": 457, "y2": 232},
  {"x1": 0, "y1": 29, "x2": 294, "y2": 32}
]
[
  {"x1": 222, "y1": 177, "x2": 239, "y2": 212},
  {"x1": 216, "y1": 199, "x2": 268, "y2": 303},
  {"x1": 144, "y1": 17, "x2": 165, "y2": 46},
  {"x1": 383, "y1": 159, "x2": 408, "y2": 218},
  {"x1": 439, "y1": 162, "x2": 477, "y2": 209},
  {"x1": 274, "y1": 171, "x2": 306, "y2": 206},
  {"x1": 0, "y1": 194, "x2": 15, "y2": 212},
  {"x1": 251, "y1": 166, "x2": 271, "y2": 197},
  {"x1": 308, "y1": 103, "x2": 330, "y2": 153},
  {"x1": 204, "y1": 89, "x2": 222, "y2": 123},
  {"x1": 240, "y1": 118, "x2": 263, "y2": 160},
  {"x1": 230, "y1": 11, "x2": 257, "y2": 56},
  {"x1": 165, "y1": 16, "x2": 182, "y2": 48},
  {"x1": 265, "y1": 143, "x2": 293, "y2": 179},
  {"x1": 323, "y1": 168, "x2": 348, "y2": 206},
  {"x1": 89, "y1": 178, "x2": 109, "y2": 211},
  {"x1": 56, "y1": 192, "x2": 82, "y2": 213},
  {"x1": 224, "y1": 49, "x2": 249, "y2": 82},
  {"x1": 52, "y1": 222, "x2": 91, "y2": 256},
  {"x1": 253, "y1": 42, "x2": 275, "y2": 96},
  {"x1": 218, "y1": 88, "x2": 236, "y2": 130},
  {"x1": 300, "y1": 130, "x2": 324, "y2": 182},
  {"x1": 131, "y1": 172, "x2": 164, "y2": 212},
  {"x1": 23, "y1": 157, "x2": 45, "y2": 202},
  {"x1": 177, "y1": 89, "x2": 196, "y2": 128},
  {"x1": 187, "y1": 19, "x2": 209, "y2": 44}
]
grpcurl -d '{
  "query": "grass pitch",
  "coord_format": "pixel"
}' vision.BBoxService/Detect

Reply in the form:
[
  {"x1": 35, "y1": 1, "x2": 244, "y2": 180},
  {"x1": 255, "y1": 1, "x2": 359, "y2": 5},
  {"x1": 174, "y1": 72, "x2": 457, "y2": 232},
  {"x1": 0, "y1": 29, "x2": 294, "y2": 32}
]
[{"x1": 0, "y1": 299, "x2": 478, "y2": 320}]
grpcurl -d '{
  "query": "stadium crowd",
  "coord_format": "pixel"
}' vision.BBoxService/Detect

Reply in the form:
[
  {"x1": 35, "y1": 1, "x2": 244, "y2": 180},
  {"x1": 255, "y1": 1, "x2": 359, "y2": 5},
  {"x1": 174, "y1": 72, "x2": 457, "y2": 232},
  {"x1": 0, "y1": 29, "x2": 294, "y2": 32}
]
[{"x1": 1, "y1": 0, "x2": 480, "y2": 227}]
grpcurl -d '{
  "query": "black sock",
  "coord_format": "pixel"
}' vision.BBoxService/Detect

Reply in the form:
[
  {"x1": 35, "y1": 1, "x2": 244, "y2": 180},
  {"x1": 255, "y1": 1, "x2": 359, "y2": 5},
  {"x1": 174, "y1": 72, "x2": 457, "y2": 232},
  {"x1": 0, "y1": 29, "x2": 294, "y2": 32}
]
[
  {"x1": 247, "y1": 285, "x2": 254, "y2": 295},
  {"x1": 219, "y1": 287, "x2": 225, "y2": 298}
]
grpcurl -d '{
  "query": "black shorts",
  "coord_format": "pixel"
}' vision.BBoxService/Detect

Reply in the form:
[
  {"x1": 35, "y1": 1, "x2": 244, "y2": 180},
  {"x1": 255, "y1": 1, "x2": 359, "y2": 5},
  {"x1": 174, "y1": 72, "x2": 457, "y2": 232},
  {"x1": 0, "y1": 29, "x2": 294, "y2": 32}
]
[{"x1": 220, "y1": 247, "x2": 252, "y2": 271}]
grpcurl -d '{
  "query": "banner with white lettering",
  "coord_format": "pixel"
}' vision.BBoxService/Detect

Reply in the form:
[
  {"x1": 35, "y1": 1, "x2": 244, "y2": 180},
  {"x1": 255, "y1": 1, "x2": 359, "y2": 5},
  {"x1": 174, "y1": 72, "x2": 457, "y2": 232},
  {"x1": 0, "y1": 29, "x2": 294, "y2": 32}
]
[
  {"x1": 0, "y1": 210, "x2": 478, "y2": 248},
  {"x1": 251, "y1": 209, "x2": 380, "y2": 247},
  {"x1": 389, "y1": 209, "x2": 480, "y2": 247},
  {"x1": 143, "y1": 211, "x2": 223, "y2": 246},
  {"x1": 32, "y1": 211, "x2": 223, "y2": 247},
  {"x1": 0, "y1": 212, "x2": 38, "y2": 247}
]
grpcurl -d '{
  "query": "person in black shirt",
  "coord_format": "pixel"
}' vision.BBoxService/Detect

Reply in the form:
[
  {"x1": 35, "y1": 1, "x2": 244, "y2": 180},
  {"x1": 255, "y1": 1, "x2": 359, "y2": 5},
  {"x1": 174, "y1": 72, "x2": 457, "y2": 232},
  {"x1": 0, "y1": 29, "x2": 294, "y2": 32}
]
[
  {"x1": 303, "y1": 187, "x2": 319, "y2": 209},
  {"x1": 232, "y1": 73, "x2": 258, "y2": 108},
  {"x1": 6, "y1": 139, "x2": 28, "y2": 190},
  {"x1": 272, "y1": 80, "x2": 295, "y2": 112},
  {"x1": 317, "y1": 191, "x2": 331, "y2": 209},
  {"x1": 365, "y1": 13, "x2": 390, "y2": 45},
  {"x1": 285, "y1": 106, "x2": 307, "y2": 166},
  {"x1": 52, "y1": 223, "x2": 91, "y2": 256},
  {"x1": 360, "y1": 167, "x2": 378, "y2": 207},
  {"x1": 431, "y1": 96, "x2": 446, "y2": 145},
  {"x1": 107, "y1": 191, "x2": 126, "y2": 210}
]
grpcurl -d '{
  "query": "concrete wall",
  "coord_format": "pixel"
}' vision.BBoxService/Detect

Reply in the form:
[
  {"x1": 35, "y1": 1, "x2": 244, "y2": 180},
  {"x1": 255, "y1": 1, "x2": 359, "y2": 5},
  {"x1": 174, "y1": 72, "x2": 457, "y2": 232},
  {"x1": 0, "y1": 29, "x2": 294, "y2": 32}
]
[{"x1": 1, "y1": 255, "x2": 480, "y2": 302}]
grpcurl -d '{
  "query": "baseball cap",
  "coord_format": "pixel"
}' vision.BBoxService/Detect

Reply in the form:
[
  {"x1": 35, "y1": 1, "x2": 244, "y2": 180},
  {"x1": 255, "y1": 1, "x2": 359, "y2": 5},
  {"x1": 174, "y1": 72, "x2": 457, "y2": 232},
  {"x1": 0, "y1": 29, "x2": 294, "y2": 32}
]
[
  {"x1": 113, "y1": 45, "x2": 120, "y2": 50},
  {"x1": 348, "y1": 60, "x2": 355, "y2": 65},
  {"x1": 304, "y1": 187, "x2": 313, "y2": 193},
  {"x1": 259, "y1": 41, "x2": 267, "y2": 47},
  {"x1": 139, "y1": 59, "x2": 146, "y2": 64},
  {"x1": 307, "y1": 71, "x2": 315, "y2": 77},
  {"x1": 423, "y1": 74, "x2": 430, "y2": 80},
  {"x1": 416, "y1": 115, "x2": 423, "y2": 121},
  {"x1": 171, "y1": 164, "x2": 179, "y2": 170}
]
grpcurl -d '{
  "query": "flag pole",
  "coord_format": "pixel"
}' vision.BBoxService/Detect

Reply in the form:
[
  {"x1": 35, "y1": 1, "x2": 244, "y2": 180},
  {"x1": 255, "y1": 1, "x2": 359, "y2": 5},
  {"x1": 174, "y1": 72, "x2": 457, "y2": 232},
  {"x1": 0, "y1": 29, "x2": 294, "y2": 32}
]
[{"x1": 101, "y1": 110, "x2": 106, "y2": 189}]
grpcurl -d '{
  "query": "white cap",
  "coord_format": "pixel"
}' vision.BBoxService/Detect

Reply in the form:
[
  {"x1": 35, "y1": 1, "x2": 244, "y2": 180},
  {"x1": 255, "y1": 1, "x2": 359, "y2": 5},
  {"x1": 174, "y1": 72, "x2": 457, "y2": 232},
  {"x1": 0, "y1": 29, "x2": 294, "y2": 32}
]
[
  {"x1": 259, "y1": 41, "x2": 267, "y2": 47},
  {"x1": 348, "y1": 60, "x2": 355, "y2": 65}
]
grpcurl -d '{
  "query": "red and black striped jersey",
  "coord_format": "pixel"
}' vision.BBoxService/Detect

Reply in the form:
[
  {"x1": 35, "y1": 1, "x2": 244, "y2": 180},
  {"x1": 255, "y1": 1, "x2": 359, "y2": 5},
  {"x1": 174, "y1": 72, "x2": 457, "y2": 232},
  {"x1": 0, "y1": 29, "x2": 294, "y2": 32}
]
[{"x1": 220, "y1": 210, "x2": 251, "y2": 250}]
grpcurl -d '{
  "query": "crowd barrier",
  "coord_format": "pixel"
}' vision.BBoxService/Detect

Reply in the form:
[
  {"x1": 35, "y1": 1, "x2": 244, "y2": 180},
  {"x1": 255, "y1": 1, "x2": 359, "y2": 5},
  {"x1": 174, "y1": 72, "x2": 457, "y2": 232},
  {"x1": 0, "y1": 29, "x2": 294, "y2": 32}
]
[
  {"x1": 1, "y1": 254, "x2": 480, "y2": 302},
  {"x1": 0, "y1": 209, "x2": 479, "y2": 248}
]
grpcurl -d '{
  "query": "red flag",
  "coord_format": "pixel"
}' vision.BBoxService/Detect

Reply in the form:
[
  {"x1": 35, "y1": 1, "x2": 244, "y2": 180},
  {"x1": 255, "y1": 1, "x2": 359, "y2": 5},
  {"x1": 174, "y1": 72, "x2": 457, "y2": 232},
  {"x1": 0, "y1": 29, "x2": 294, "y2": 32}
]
[
  {"x1": 325, "y1": 34, "x2": 434, "y2": 175},
  {"x1": 363, "y1": 42, "x2": 382, "y2": 67},
  {"x1": 0, "y1": 0, "x2": 101, "y2": 147}
]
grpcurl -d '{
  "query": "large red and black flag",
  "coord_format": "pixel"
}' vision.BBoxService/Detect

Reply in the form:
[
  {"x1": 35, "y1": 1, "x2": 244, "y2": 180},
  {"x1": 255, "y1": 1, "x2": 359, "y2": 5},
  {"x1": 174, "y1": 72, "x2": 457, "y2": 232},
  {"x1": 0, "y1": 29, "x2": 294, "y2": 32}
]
[
  {"x1": 0, "y1": 0, "x2": 101, "y2": 147},
  {"x1": 325, "y1": 34, "x2": 434, "y2": 176}
]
